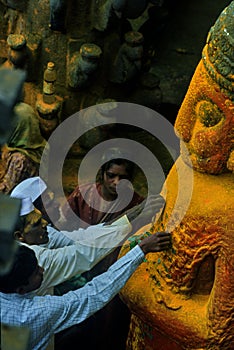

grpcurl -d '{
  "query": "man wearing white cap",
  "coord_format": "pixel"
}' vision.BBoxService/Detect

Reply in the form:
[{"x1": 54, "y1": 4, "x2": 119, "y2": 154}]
[
  {"x1": 9, "y1": 201, "x2": 132, "y2": 297},
  {"x1": 7, "y1": 177, "x2": 166, "y2": 350},
  {"x1": 8, "y1": 183, "x2": 132, "y2": 350},
  {"x1": 10, "y1": 177, "x2": 165, "y2": 296}
]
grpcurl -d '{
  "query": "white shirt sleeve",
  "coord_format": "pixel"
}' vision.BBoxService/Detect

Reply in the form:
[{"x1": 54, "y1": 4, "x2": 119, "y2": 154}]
[
  {"x1": 43, "y1": 246, "x2": 145, "y2": 337},
  {"x1": 61, "y1": 215, "x2": 132, "y2": 248},
  {"x1": 44, "y1": 215, "x2": 132, "y2": 250},
  {"x1": 27, "y1": 216, "x2": 132, "y2": 296},
  {"x1": 45, "y1": 225, "x2": 74, "y2": 248},
  {"x1": 0, "y1": 246, "x2": 144, "y2": 350}
]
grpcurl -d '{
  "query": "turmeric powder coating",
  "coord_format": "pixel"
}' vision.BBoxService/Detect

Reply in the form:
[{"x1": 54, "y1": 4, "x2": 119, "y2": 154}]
[{"x1": 119, "y1": 2, "x2": 234, "y2": 349}]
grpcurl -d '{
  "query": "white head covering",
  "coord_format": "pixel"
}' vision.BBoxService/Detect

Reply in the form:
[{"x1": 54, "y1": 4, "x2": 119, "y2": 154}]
[
  {"x1": 11, "y1": 177, "x2": 47, "y2": 202},
  {"x1": 9, "y1": 192, "x2": 34, "y2": 216},
  {"x1": 10, "y1": 177, "x2": 47, "y2": 216},
  {"x1": 18, "y1": 197, "x2": 35, "y2": 216}
]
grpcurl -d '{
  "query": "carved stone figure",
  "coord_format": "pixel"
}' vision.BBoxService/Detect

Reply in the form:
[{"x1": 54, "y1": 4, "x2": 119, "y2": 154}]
[
  {"x1": 127, "y1": 72, "x2": 162, "y2": 110},
  {"x1": 93, "y1": 0, "x2": 157, "y2": 32},
  {"x1": 4, "y1": 34, "x2": 28, "y2": 69},
  {"x1": 68, "y1": 43, "x2": 102, "y2": 89},
  {"x1": 49, "y1": 0, "x2": 66, "y2": 32},
  {"x1": 119, "y1": 2, "x2": 234, "y2": 349},
  {"x1": 109, "y1": 31, "x2": 144, "y2": 84}
]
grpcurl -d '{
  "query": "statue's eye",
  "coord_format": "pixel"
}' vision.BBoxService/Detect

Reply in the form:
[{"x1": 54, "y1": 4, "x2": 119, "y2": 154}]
[{"x1": 196, "y1": 101, "x2": 223, "y2": 127}]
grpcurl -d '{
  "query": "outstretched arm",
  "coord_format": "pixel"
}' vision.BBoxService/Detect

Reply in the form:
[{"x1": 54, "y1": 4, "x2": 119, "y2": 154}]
[{"x1": 45, "y1": 232, "x2": 171, "y2": 335}]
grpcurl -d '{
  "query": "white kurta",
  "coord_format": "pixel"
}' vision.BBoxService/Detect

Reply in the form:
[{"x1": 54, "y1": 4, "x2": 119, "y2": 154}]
[{"x1": 23, "y1": 215, "x2": 131, "y2": 296}]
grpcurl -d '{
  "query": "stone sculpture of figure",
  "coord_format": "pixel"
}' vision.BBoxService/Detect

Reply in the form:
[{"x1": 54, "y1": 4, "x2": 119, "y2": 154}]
[
  {"x1": 4, "y1": 34, "x2": 28, "y2": 70},
  {"x1": 127, "y1": 72, "x2": 162, "y2": 110},
  {"x1": 93, "y1": 0, "x2": 160, "y2": 32},
  {"x1": 68, "y1": 43, "x2": 102, "y2": 89},
  {"x1": 119, "y1": 2, "x2": 234, "y2": 349},
  {"x1": 109, "y1": 31, "x2": 144, "y2": 84}
]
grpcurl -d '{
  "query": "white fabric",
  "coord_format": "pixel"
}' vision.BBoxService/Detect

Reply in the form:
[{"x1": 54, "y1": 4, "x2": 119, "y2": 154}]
[
  {"x1": 22, "y1": 215, "x2": 132, "y2": 296},
  {"x1": 60, "y1": 215, "x2": 131, "y2": 248},
  {"x1": 19, "y1": 197, "x2": 34, "y2": 216},
  {"x1": 10, "y1": 176, "x2": 47, "y2": 202},
  {"x1": 9, "y1": 195, "x2": 34, "y2": 216},
  {"x1": 10, "y1": 176, "x2": 47, "y2": 215}
]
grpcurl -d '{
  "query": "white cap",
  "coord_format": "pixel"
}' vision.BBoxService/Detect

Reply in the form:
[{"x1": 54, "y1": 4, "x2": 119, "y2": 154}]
[
  {"x1": 9, "y1": 191, "x2": 34, "y2": 216},
  {"x1": 10, "y1": 177, "x2": 47, "y2": 203},
  {"x1": 19, "y1": 197, "x2": 35, "y2": 216}
]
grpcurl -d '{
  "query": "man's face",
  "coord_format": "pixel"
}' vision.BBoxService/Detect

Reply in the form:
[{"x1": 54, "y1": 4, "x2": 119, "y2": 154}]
[
  {"x1": 22, "y1": 209, "x2": 49, "y2": 245},
  {"x1": 102, "y1": 164, "x2": 130, "y2": 199}
]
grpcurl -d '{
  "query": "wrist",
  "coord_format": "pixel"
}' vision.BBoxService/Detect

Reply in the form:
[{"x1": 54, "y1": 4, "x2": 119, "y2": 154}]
[{"x1": 138, "y1": 241, "x2": 147, "y2": 255}]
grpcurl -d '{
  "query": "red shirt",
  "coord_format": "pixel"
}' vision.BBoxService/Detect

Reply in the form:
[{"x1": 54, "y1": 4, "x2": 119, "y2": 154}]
[{"x1": 62, "y1": 182, "x2": 144, "y2": 229}]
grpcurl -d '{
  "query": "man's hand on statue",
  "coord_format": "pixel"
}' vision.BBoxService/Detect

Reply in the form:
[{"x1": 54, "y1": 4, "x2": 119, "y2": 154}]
[{"x1": 139, "y1": 231, "x2": 171, "y2": 255}]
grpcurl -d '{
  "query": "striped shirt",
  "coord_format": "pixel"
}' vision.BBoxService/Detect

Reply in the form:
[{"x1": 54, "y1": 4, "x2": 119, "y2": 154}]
[{"x1": 0, "y1": 245, "x2": 144, "y2": 350}]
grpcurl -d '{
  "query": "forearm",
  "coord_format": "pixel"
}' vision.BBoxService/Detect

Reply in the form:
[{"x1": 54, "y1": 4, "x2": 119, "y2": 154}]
[
  {"x1": 51, "y1": 245, "x2": 145, "y2": 333},
  {"x1": 61, "y1": 215, "x2": 132, "y2": 249},
  {"x1": 32, "y1": 243, "x2": 114, "y2": 295},
  {"x1": 46, "y1": 226, "x2": 74, "y2": 248},
  {"x1": 32, "y1": 225, "x2": 133, "y2": 296}
]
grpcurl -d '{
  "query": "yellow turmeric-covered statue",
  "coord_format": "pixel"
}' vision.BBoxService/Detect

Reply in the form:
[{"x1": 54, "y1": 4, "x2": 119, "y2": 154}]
[{"x1": 119, "y1": 2, "x2": 234, "y2": 349}]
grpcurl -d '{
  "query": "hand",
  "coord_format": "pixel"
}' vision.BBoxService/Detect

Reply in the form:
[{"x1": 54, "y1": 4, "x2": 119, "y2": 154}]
[{"x1": 139, "y1": 231, "x2": 171, "y2": 255}]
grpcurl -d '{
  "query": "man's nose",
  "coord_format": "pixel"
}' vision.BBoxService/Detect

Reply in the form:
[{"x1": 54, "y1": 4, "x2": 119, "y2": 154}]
[{"x1": 113, "y1": 176, "x2": 120, "y2": 185}]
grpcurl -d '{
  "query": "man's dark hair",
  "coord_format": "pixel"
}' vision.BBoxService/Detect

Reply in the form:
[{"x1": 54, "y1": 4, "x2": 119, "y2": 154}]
[
  {"x1": 100, "y1": 158, "x2": 135, "y2": 182},
  {"x1": 0, "y1": 245, "x2": 37, "y2": 293}
]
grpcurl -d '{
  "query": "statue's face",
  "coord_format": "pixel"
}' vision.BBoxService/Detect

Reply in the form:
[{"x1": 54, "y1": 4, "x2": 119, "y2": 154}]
[{"x1": 175, "y1": 62, "x2": 234, "y2": 174}]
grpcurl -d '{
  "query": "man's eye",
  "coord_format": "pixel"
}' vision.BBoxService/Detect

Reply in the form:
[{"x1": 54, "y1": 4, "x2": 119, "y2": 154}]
[
  {"x1": 106, "y1": 172, "x2": 129, "y2": 180},
  {"x1": 106, "y1": 173, "x2": 116, "y2": 179}
]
